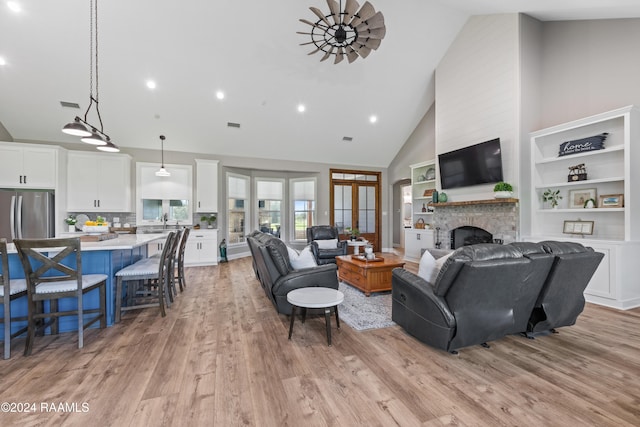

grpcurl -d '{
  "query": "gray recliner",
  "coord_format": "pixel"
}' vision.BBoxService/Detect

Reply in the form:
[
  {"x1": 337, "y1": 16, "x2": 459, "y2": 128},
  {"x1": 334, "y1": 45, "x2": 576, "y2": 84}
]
[
  {"x1": 248, "y1": 232, "x2": 339, "y2": 315},
  {"x1": 392, "y1": 243, "x2": 555, "y2": 353},
  {"x1": 306, "y1": 226, "x2": 348, "y2": 265},
  {"x1": 521, "y1": 241, "x2": 604, "y2": 336}
]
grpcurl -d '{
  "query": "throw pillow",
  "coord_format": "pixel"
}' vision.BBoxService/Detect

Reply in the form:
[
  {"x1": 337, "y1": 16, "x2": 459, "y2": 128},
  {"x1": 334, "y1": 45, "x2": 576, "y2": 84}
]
[
  {"x1": 417, "y1": 250, "x2": 438, "y2": 284},
  {"x1": 315, "y1": 239, "x2": 338, "y2": 249},
  {"x1": 287, "y1": 245, "x2": 317, "y2": 270},
  {"x1": 418, "y1": 250, "x2": 454, "y2": 285}
]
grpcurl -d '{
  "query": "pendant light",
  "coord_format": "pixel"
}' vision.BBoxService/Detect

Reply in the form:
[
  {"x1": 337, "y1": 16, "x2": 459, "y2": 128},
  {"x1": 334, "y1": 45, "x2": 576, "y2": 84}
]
[
  {"x1": 156, "y1": 135, "x2": 170, "y2": 177},
  {"x1": 62, "y1": 0, "x2": 119, "y2": 152}
]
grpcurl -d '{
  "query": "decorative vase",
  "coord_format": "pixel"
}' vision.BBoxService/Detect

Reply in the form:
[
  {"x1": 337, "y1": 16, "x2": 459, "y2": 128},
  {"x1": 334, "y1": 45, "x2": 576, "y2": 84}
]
[
  {"x1": 432, "y1": 191, "x2": 439, "y2": 203},
  {"x1": 438, "y1": 192, "x2": 448, "y2": 203},
  {"x1": 68, "y1": 225, "x2": 76, "y2": 232},
  {"x1": 421, "y1": 203, "x2": 426, "y2": 212}
]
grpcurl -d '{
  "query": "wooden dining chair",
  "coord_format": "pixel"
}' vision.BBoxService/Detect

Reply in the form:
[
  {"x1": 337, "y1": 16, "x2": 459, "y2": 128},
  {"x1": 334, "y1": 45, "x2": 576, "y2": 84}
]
[
  {"x1": 13, "y1": 237, "x2": 107, "y2": 356},
  {"x1": 174, "y1": 227, "x2": 190, "y2": 292},
  {"x1": 1, "y1": 238, "x2": 28, "y2": 359},
  {"x1": 114, "y1": 232, "x2": 176, "y2": 322}
]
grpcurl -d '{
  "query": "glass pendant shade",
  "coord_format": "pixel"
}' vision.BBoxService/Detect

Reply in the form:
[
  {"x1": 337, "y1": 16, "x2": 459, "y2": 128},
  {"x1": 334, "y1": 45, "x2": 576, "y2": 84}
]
[
  {"x1": 62, "y1": 118, "x2": 92, "y2": 137},
  {"x1": 81, "y1": 130, "x2": 107, "y2": 145}
]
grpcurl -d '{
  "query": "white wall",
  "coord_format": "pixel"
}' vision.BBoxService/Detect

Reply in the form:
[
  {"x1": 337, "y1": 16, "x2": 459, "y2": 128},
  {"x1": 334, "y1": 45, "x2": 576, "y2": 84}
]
[{"x1": 435, "y1": 14, "x2": 520, "y2": 202}]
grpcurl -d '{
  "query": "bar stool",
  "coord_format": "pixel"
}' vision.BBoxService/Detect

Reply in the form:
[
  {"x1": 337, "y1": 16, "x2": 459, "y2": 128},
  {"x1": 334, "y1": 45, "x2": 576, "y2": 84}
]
[
  {"x1": 174, "y1": 227, "x2": 190, "y2": 292},
  {"x1": 114, "y1": 232, "x2": 176, "y2": 322},
  {"x1": 1, "y1": 238, "x2": 28, "y2": 359},
  {"x1": 13, "y1": 237, "x2": 107, "y2": 356}
]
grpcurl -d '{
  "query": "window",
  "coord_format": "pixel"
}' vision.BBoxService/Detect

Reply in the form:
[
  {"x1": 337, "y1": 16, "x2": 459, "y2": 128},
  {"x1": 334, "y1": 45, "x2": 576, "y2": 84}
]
[
  {"x1": 136, "y1": 162, "x2": 193, "y2": 226},
  {"x1": 227, "y1": 173, "x2": 249, "y2": 245},
  {"x1": 256, "y1": 178, "x2": 283, "y2": 238},
  {"x1": 291, "y1": 178, "x2": 316, "y2": 240},
  {"x1": 141, "y1": 199, "x2": 189, "y2": 222}
]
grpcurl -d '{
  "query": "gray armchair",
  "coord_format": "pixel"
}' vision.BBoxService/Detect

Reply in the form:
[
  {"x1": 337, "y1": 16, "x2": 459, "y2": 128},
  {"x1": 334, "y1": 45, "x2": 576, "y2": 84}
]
[{"x1": 306, "y1": 225, "x2": 348, "y2": 265}]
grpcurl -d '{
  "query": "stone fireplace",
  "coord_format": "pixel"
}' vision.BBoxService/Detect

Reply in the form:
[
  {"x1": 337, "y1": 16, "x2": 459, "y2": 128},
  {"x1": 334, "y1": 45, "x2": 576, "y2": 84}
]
[{"x1": 432, "y1": 199, "x2": 519, "y2": 250}]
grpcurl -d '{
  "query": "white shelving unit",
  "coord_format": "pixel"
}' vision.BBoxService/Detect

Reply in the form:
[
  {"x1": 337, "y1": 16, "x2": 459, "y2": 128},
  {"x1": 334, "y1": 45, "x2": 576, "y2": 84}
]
[
  {"x1": 527, "y1": 105, "x2": 640, "y2": 309},
  {"x1": 404, "y1": 160, "x2": 436, "y2": 261}
]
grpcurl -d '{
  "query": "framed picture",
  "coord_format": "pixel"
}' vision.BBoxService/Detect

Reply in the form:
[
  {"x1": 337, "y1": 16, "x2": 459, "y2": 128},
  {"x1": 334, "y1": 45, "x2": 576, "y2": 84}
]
[
  {"x1": 563, "y1": 220, "x2": 594, "y2": 235},
  {"x1": 599, "y1": 194, "x2": 624, "y2": 208},
  {"x1": 568, "y1": 188, "x2": 597, "y2": 209}
]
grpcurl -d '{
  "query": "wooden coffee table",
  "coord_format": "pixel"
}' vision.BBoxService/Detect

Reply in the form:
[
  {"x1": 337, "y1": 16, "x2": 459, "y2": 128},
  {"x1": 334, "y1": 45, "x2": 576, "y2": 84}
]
[{"x1": 336, "y1": 253, "x2": 405, "y2": 296}]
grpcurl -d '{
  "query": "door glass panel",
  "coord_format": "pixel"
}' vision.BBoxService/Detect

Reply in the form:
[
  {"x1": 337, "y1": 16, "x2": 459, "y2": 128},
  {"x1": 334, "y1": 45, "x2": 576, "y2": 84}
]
[
  {"x1": 334, "y1": 185, "x2": 352, "y2": 230},
  {"x1": 358, "y1": 186, "x2": 376, "y2": 233}
]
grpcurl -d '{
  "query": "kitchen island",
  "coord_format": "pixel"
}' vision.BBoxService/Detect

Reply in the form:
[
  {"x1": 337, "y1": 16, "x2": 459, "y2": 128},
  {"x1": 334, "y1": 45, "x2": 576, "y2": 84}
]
[{"x1": 2, "y1": 233, "x2": 168, "y2": 337}]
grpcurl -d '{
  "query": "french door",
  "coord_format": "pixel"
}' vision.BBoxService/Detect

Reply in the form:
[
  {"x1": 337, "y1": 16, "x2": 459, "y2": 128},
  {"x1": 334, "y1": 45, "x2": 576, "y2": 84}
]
[{"x1": 330, "y1": 169, "x2": 381, "y2": 252}]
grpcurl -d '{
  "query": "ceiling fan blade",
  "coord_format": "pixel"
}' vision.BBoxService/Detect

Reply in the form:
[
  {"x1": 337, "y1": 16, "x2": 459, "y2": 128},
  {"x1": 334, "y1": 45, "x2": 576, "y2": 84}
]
[
  {"x1": 352, "y1": 44, "x2": 371, "y2": 58},
  {"x1": 361, "y1": 38, "x2": 381, "y2": 50},
  {"x1": 334, "y1": 48, "x2": 344, "y2": 64},
  {"x1": 299, "y1": 18, "x2": 328, "y2": 30},
  {"x1": 355, "y1": 12, "x2": 385, "y2": 31},
  {"x1": 356, "y1": 26, "x2": 385, "y2": 39},
  {"x1": 346, "y1": 46, "x2": 359, "y2": 63},
  {"x1": 320, "y1": 46, "x2": 335, "y2": 61},
  {"x1": 309, "y1": 6, "x2": 331, "y2": 27},
  {"x1": 350, "y1": 1, "x2": 376, "y2": 26},
  {"x1": 326, "y1": 0, "x2": 340, "y2": 25},
  {"x1": 344, "y1": 0, "x2": 360, "y2": 24}
]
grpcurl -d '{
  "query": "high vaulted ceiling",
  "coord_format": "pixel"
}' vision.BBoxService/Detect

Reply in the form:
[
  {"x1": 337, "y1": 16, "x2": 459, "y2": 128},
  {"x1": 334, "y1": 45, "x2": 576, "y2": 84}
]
[{"x1": 1, "y1": 0, "x2": 640, "y2": 167}]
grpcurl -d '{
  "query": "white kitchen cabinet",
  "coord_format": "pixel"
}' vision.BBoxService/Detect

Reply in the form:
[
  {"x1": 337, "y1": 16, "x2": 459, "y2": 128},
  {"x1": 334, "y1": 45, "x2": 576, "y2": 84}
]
[
  {"x1": 67, "y1": 151, "x2": 132, "y2": 212},
  {"x1": 195, "y1": 159, "x2": 218, "y2": 213},
  {"x1": 0, "y1": 142, "x2": 58, "y2": 189},
  {"x1": 147, "y1": 240, "x2": 166, "y2": 257},
  {"x1": 526, "y1": 105, "x2": 640, "y2": 309},
  {"x1": 404, "y1": 228, "x2": 434, "y2": 262},
  {"x1": 184, "y1": 229, "x2": 218, "y2": 266}
]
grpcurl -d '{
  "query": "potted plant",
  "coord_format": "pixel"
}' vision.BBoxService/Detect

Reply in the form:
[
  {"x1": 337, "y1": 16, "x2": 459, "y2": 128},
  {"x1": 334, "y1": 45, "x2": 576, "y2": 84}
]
[
  {"x1": 346, "y1": 227, "x2": 360, "y2": 241},
  {"x1": 493, "y1": 182, "x2": 513, "y2": 199},
  {"x1": 201, "y1": 214, "x2": 217, "y2": 228},
  {"x1": 542, "y1": 189, "x2": 562, "y2": 209},
  {"x1": 65, "y1": 215, "x2": 77, "y2": 232}
]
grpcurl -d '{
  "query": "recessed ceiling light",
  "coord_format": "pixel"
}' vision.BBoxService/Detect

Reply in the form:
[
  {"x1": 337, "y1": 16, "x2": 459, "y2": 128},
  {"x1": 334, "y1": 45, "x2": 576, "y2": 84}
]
[
  {"x1": 0, "y1": 57, "x2": 6, "y2": 66},
  {"x1": 369, "y1": 115, "x2": 378, "y2": 124},
  {"x1": 216, "y1": 91, "x2": 225, "y2": 100},
  {"x1": 297, "y1": 104, "x2": 306, "y2": 113},
  {"x1": 7, "y1": 2, "x2": 21, "y2": 13},
  {"x1": 146, "y1": 80, "x2": 157, "y2": 90}
]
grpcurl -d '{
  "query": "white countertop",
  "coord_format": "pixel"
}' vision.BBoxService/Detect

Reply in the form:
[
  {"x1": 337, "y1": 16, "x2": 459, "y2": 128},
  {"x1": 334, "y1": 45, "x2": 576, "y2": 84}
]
[{"x1": 6, "y1": 233, "x2": 168, "y2": 254}]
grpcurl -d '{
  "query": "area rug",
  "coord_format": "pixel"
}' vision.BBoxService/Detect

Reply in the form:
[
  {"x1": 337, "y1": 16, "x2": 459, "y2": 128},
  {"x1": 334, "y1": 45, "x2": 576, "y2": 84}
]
[{"x1": 338, "y1": 282, "x2": 395, "y2": 331}]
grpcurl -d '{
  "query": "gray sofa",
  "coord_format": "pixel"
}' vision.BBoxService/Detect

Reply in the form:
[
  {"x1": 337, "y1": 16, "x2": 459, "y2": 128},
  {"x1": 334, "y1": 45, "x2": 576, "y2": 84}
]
[
  {"x1": 392, "y1": 241, "x2": 603, "y2": 353},
  {"x1": 247, "y1": 231, "x2": 339, "y2": 315}
]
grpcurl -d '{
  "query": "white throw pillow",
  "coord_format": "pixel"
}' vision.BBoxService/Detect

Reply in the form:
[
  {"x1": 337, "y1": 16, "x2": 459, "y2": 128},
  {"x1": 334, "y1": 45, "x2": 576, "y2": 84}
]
[
  {"x1": 417, "y1": 250, "x2": 438, "y2": 284},
  {"x1": 315, "y1": 239, "x2": 338, "y2": 250},
  {"x1": 287, "y1": 245, "x2": 318, "y2": 269},
  {"x1": 418, "y1": 250, "x2": 454, "y2": 284}
]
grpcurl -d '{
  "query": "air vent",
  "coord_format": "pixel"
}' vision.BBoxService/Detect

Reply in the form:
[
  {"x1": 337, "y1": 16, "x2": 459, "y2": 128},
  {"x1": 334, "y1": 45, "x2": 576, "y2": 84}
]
[
  {"x1": 342, "y1": 136, "x2": 353, "y2": 142},
  {"x1": 227, "y1": 122, "x2": 241, "y2": 128},
  {"x1": 60, "y1": 101, "x2": 80, "y2": 109}
]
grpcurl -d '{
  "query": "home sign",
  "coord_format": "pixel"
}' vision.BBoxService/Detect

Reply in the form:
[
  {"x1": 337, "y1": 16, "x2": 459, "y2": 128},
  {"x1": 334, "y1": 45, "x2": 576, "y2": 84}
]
[{"x1": 558, "y1": 132, "x2": 608, "y2": 157}]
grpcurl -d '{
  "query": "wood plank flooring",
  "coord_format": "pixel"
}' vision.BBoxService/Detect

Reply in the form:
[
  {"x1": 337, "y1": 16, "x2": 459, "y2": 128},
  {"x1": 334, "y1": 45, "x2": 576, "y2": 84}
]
[{"x1": 1, "y1": 256, "x2": 639, "y2": 426}]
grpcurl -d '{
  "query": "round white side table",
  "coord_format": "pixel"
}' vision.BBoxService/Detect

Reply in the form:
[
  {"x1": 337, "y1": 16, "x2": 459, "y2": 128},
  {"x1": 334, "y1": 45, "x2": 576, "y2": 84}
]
[
  {"x1": 287, "y1": 287, "x2": 344, "y2": 346},
  {"x1": 347, "y1": 240, "x2": 368, "y2": 255}
]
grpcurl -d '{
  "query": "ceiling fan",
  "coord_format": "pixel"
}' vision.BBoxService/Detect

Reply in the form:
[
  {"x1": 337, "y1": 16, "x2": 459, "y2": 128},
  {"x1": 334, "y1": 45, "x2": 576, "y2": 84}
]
[{"x1": 298, "y1": 0, "x2": 386, "y2": 64}]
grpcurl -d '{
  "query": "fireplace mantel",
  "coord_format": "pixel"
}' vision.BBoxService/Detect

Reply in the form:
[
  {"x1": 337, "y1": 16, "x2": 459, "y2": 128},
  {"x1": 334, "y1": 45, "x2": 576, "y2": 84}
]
[
  {"x1": 433, "y1": 198, "x2": 519, "y2": 208},
  {"x1": 432, "y1": 198, "x2": 519, "y2": 249}
]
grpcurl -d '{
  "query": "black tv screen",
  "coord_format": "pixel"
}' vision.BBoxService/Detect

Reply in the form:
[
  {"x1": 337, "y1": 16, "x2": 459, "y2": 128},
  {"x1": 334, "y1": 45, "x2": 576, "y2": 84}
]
[{"x1": 438, "y1": 138, "x2": 504, "y2": 189}]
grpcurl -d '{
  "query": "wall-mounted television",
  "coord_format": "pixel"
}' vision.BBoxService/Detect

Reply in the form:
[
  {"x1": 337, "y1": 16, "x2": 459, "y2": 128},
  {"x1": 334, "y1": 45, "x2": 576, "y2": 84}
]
[{"x1": 438, "y1": 138, "x2": 504, "y2": 189}]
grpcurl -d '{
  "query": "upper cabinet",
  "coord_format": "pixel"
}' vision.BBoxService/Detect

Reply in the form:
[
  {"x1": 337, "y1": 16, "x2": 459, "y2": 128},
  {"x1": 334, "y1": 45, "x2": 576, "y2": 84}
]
[
  {"x1": 0, "y1": 142, "x2": 58, "y2": 189},
  {"x1": 67, "y1": 151, "x2": 132, "y2": 212},
  {"x1": 195, "y1": 159, "x2": 218, "y2": 213},
  {"x1": 529, "y1": 105, "x2": 638, "y2": 242}
]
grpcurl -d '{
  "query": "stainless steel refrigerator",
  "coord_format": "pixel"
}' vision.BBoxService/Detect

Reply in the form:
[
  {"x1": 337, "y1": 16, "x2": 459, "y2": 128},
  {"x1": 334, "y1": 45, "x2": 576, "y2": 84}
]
[{"x1": 0, "y1": 189, "x2": 55, "y2": 240}]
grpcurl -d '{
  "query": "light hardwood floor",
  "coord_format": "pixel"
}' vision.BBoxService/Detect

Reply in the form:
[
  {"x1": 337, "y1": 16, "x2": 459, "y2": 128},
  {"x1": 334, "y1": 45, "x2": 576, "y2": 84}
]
[{"x1": 1, "y1": 256, "x2": 639, "y2": 426}]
